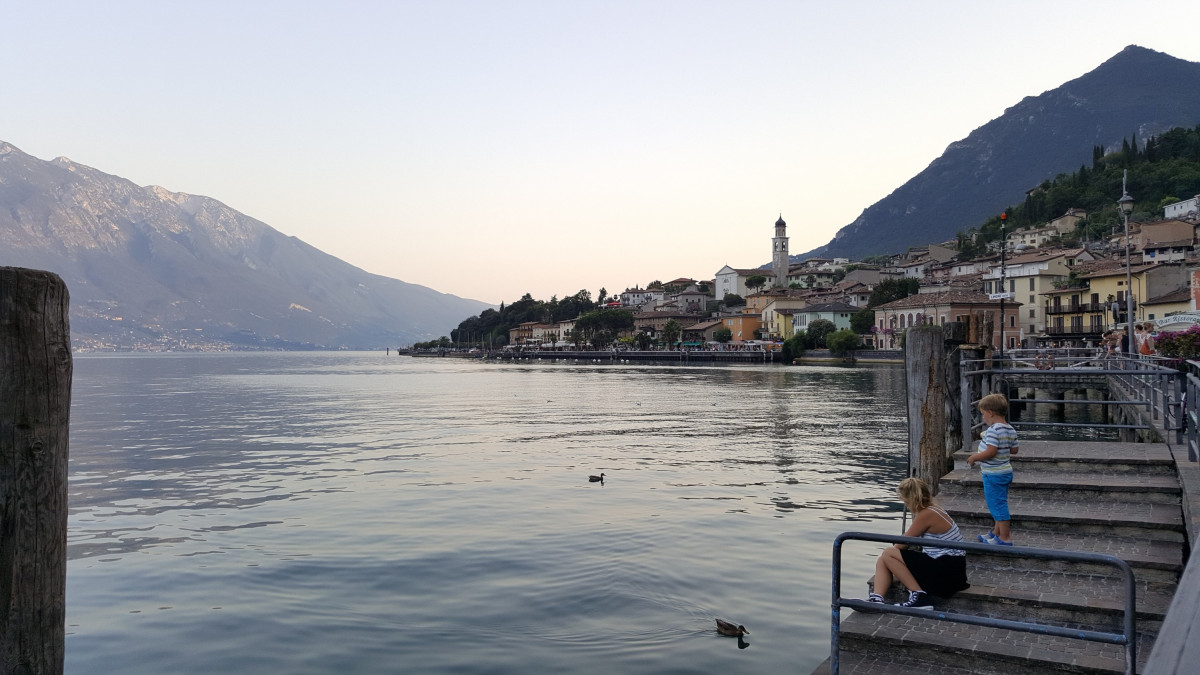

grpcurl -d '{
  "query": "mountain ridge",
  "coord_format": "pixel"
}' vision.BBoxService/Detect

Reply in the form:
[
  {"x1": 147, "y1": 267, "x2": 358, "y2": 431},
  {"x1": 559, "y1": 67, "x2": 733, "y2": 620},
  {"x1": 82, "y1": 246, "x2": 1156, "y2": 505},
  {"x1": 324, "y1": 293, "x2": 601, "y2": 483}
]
[
  {"x1": 0, "y1": 141, "x2": 492, "y2": 350},
  {"x1": 803, "y1": 45, "x2": 1200, "y2": 260}
]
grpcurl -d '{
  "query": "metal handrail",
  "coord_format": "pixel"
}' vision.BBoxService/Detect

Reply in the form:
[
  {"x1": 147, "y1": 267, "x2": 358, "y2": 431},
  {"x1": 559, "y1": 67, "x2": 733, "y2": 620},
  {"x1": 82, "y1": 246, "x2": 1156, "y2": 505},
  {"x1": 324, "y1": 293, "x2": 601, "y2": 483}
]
[
  {"x1": 960, "y1": 353, "x2": 1187, "y2": 451},
  {"x1": 831, "y1": 532, "x2": 1137, "y2": 675}
]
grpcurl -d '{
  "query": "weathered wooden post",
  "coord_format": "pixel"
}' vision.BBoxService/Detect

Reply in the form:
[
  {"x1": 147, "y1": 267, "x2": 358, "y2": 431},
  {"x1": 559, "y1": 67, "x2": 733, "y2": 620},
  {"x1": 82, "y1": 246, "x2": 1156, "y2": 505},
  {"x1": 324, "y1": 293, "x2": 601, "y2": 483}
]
[
  {"x1": 906, "y1": 324, "x2": 948, "y2": 492},
  {"x1": 1, "y1": 267, "x2": 72, "y2": 674}
]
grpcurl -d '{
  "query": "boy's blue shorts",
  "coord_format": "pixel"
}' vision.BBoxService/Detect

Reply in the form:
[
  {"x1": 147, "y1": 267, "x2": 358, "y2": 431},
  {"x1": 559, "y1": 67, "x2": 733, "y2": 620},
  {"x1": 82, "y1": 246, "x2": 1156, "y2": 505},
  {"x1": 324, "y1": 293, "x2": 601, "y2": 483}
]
[{"x1": 981, "y1": 471, "x2": 1013, "y2": 521}]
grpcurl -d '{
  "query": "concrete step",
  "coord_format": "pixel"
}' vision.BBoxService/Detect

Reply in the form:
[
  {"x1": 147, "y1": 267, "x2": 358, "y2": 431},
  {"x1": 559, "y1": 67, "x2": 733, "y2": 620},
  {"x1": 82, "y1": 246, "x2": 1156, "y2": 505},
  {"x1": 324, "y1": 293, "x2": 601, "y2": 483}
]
[
  {"x1": 830, "y1": 610, "x2": 1153, "y2": 674},
  {"x1": 870, "y1": 565, "x2": 1172, "y2": 631},
  {"x1": 951, "y1": 440, "x2": 1176, "y2": 476},
  {"x1": 954, "y1": 528, "x2": 1182, "y2": 584},
  {"x1": 940, "y1": 469, "x2": 1182, "y2": 505},
  {"x1": 938, "y1": 493, "x2": 1186, "y2": 542}
]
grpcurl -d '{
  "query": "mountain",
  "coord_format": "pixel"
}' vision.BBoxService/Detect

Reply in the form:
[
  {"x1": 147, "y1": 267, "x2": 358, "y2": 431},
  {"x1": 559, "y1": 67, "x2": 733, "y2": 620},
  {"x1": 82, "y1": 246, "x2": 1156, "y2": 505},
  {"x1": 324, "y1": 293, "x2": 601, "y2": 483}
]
[
  {"x1": 804, "y1": 45, "x2": 1200, "y2": 260},
  {"x1": 0, "y1": 142, "x2": 492, "y2": 350}
]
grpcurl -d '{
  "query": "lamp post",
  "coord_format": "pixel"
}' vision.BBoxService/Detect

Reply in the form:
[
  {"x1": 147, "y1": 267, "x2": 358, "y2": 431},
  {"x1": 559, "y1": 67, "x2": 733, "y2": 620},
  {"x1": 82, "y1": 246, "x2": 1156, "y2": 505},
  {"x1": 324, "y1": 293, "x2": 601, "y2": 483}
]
[
  {"x1": 1118, "y1": 171, "x2": 1135, "y2": 353},
  {"x1": 999, "y1": 212, "x2": 1007, "y2": 356}
]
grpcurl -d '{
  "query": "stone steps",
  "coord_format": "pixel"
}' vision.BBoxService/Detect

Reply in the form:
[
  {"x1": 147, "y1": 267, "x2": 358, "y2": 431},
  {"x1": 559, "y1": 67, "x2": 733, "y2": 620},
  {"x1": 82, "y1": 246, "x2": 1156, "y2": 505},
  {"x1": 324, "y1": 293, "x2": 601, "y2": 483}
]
[
  {"x1": 822, "y1": 439, "x2": 1184, "y2": 674},
  {"x1": 941, "y1": 468, "x2": 1181, "y2": 504},
  {"x1": 826, "y1": 610, "x2": 1154, "y2": 674}
]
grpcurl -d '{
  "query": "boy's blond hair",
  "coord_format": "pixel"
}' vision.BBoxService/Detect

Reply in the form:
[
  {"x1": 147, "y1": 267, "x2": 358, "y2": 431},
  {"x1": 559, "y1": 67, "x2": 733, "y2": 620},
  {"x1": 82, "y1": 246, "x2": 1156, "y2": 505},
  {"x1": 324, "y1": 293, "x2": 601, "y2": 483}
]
[
  {"x1": 898, "y1": 477, "x2": 933, "y2": 512},
  {"x1": 978, "y1": 393, "x2": 1009, "y2": 418}
]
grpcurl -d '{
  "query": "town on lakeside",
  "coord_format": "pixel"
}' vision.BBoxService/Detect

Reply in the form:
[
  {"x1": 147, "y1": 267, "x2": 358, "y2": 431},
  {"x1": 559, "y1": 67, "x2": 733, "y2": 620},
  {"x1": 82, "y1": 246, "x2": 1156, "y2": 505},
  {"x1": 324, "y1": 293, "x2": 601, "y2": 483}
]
[{"x1": 446, "y1": 195, "x2": 1200, "y2": 356}]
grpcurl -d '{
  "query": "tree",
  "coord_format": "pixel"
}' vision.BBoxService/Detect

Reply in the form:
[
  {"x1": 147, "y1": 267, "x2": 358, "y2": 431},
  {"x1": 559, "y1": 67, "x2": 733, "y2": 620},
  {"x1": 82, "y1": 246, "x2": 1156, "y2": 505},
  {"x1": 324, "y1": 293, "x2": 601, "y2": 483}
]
[
  {"x1": 635, "y1": 330, "x2": 653, "y2": 350},
  {"x1": 826, "y1": 329, "x2": 860, "y2": 355},
  {"x1": 781, "y1": 332, "x2": 806, "y2": 362},
  {"x1": 647, "y1": 280, "x2": 663, "y2": 289},
  {"x1": 713, "y1": 327, "x2": 733, "y2": 343},
  {"x1": 850, "y1": 308, "x2": 875, "y2": 334},
  {"x1": 598, "y1": 287, "x2": 608, "y2": 304},
  {"x1": 806, "y1": 319, "x2": 836, "y2": 348},
  {"x1": 661, "y1": 319, "x2": 682, "y2": 347},
  {"x1": 868, "y1": 278, "x2": 920, "y2": 308},
  {"x1": 723, "y1": 293, "x2": 745, "y2": 308},
  {"x1": 745, "y1": 275, "x2": 767, "y2": 294}
]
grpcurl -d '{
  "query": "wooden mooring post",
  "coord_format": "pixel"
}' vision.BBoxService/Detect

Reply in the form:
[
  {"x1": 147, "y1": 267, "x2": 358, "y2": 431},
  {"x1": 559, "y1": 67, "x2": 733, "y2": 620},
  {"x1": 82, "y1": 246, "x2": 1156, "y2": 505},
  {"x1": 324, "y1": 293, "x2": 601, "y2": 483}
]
[
  {"x1": 1, "y1": 267, "x2": 72, "y2": 674},
  {"x1": 906, "y1": 319, "x2": 985, "y2": 493}
]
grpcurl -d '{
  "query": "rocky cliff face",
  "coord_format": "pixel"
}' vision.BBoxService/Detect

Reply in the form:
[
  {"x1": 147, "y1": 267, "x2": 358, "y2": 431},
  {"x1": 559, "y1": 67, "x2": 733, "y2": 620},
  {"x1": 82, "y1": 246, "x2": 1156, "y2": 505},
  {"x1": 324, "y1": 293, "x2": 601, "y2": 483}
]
[
  {"x1": 803, "y1": 45, "x2": 1200, "y2": 260},
  {"x1": 0, "y1": 142, "x2": 491, "y2": 350}
]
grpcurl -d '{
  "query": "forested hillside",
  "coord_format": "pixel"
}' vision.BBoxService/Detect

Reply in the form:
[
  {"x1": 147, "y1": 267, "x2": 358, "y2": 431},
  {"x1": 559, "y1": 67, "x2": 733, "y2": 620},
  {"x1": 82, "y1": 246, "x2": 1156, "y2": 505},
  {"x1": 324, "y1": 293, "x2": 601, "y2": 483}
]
[{"x1": 958, "y1": 125, "x2": 1200, "y2": 257}]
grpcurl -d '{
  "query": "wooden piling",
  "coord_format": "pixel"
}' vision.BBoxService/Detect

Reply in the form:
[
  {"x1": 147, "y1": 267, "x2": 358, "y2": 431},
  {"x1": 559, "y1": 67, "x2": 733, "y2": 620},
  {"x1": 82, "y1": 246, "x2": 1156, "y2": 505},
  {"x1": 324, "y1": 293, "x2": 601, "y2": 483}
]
[
  {"x1": 906, "y1": 325, "x2": 949, "y2": 492},
  {"x1": 1, "y1": 267, "x2": 72, "y2": 674}
]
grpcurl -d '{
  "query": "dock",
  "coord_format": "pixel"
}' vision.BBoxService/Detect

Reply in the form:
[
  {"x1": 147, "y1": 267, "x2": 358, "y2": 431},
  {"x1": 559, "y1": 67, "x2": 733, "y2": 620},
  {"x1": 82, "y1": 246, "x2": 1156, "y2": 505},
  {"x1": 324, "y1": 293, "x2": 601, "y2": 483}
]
[{"x1": 819, "y1": 330, "x2": 1200, "y2": 674}]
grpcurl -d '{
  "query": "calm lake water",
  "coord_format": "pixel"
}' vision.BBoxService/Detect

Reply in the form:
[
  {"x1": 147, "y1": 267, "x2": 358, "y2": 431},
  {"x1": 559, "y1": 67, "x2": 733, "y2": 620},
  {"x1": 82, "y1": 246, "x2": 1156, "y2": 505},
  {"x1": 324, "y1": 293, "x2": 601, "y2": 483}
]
[{"x1": 66, "y1": 353, "x2": 911, "y2": 674}]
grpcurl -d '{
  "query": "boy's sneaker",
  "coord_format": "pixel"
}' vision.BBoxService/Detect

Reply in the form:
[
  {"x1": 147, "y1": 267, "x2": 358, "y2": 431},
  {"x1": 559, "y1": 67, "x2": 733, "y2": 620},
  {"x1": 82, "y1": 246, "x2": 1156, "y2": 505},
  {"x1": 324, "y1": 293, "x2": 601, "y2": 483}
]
[
  {"x1": 895, "y1": 590, "x2": 935, "y2": 609},
  {"x1": 866, "y1": 593, "x2": 885, "y2": 604},
  {"x1": 988, "y1": 537, "x2": 1014, "y2": 547},
  {"x1": 977, "y1": 531, "x2": 996, "y2": 544}
]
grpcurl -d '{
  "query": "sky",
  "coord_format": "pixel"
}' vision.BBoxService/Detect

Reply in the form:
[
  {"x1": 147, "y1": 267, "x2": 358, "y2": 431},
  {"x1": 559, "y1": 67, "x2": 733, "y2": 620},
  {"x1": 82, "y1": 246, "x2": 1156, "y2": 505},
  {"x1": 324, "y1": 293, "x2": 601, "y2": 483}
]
[{"x1": 5, "y1": 1, "x2": 1200, "y2": 306}]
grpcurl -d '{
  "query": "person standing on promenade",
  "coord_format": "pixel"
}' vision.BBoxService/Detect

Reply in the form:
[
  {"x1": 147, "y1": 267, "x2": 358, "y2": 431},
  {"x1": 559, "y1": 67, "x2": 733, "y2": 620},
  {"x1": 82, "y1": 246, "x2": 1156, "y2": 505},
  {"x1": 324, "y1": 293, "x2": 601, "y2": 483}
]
[
  {"x1": 968, "y1": 393, "x2": 1019, "y2": 546},
  {"x1": 865, "y1": 477, "x2": 969, "y2": 609}
]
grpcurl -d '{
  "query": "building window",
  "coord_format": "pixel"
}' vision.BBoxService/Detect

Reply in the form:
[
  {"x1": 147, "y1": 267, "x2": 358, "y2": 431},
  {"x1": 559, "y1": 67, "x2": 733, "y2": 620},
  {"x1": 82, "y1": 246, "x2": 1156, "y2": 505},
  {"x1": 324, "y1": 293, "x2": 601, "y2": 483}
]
[
  {"x1": 1029, "y1": 309, "x2": 1035, "y2": 318},
  {"x1": 1029, "y1": 278, "x2": 1035, "y2": 291},
  {"x1": 1009, "y1": 315, "x2": 1016, "y2": 327}
]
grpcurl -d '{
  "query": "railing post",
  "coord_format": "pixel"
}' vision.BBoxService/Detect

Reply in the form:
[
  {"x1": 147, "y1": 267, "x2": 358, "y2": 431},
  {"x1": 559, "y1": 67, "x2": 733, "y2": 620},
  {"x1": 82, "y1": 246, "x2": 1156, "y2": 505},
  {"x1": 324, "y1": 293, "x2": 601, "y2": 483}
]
[{"x1": 0, "y1": 267, "x2": 72, "y2": 674}]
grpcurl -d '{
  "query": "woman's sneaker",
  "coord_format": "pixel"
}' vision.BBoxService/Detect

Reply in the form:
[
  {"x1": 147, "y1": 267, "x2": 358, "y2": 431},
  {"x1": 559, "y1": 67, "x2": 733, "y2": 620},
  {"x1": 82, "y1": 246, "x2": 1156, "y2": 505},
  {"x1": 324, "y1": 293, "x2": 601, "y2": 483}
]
[
  {"x1": 895, "y1": 590, "x2": 935, "y2": 609},
  {"x1": 866, "y1": 593, "x2": 885, "y2": 604},
  {"x1": 978, "y1": 531, "x2": 996, "y2": 544}
]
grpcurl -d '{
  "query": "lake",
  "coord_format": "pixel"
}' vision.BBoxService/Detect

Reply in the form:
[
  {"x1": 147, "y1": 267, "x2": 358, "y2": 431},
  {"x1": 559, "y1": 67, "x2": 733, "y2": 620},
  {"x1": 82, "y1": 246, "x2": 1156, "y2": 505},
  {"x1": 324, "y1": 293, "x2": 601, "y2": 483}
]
[{"x1": 65, "y1": 353, "x2": 910, "y2": 673}]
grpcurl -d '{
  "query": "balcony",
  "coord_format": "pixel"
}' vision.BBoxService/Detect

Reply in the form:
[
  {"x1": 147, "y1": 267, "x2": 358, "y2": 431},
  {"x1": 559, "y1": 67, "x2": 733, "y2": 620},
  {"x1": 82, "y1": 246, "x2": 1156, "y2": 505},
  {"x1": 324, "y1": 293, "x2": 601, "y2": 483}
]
[
  {"x1": 1045, "y1": 325, "x2": 1104, "y2": 337},
  {"x1": 1044, "y1": 300, "x2": 1135, "y2": 316}
]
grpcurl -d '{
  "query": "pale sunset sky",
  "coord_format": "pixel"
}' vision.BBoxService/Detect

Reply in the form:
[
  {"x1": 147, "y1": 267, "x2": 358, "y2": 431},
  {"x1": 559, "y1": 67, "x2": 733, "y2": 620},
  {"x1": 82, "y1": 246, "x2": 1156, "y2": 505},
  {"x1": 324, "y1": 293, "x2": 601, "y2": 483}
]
[{"x1": 5, "y1": 1, "x2": 1200, "y2": 305}]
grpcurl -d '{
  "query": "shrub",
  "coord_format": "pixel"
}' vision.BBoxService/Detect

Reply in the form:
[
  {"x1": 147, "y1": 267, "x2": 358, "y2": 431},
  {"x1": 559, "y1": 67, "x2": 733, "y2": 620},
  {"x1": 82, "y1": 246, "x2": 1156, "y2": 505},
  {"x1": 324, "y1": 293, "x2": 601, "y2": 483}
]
[{"x1": 1155, "y1": 325, "x2": 1200, "y2": 360}]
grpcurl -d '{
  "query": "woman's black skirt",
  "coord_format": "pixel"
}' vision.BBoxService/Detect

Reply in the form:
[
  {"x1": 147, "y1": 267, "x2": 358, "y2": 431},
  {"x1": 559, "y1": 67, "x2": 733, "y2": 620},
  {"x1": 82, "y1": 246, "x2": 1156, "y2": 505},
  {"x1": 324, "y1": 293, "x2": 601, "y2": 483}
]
[{"x1": 899, "y1": 549, "x2": 970, "y2": 598}]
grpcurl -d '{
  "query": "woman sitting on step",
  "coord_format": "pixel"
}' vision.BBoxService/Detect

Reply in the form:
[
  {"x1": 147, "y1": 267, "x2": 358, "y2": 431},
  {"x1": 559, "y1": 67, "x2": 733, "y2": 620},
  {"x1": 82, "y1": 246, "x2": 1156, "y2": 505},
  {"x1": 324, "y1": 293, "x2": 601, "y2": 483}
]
[{"x1": 867, "y1": 477, "x2": 970, "y2": 609}]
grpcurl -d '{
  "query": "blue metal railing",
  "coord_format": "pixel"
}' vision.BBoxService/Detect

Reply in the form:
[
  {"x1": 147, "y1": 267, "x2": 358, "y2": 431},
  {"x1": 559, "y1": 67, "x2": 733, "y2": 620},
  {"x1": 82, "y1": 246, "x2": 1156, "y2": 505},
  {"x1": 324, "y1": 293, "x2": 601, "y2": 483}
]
[{"x1": 831, "y1": 532, "x2": 1138, "y2": 675}]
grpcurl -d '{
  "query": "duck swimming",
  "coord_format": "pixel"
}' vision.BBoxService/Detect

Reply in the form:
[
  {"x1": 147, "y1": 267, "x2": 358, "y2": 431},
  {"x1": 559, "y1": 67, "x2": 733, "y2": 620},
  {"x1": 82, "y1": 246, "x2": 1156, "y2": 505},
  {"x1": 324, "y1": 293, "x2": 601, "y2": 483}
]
[
  {"x1": 715, "y1": 619, "x2": 748, "y2": 637},
  {"x1": 589, "y1": 473, "x2": 605, "y2": 482}
]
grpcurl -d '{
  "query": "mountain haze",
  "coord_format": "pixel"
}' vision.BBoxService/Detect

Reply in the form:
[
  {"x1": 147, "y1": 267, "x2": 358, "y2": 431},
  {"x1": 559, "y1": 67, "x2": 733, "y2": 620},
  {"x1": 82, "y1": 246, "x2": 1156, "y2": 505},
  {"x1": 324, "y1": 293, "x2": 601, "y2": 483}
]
[
  {"x1": 804, "y1": 45, "x2": 1200, "y2": 260},
  {"x1": 0, "y1": 142, "x2": 492, "y2": 349}
]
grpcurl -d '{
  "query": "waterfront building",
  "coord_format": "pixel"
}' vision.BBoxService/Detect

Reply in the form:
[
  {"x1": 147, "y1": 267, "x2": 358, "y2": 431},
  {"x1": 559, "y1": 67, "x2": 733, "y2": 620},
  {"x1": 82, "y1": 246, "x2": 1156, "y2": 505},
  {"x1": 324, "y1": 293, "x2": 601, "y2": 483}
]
[
  {"x1": 722, "y1": 312, "x2": 763, "y2": 342},
  {"x1": 791, "y1": 301, "x2": 857, "y2": 335},
  {"x1": 681, "y1": 319, "x2": 726, "y2": 344},
  {"x1": 874, "y1": 291, "x2": 1021, "y2": 350},
  {"x1": 982, "y1": 248, "x2": 1092, "y2": 340}
]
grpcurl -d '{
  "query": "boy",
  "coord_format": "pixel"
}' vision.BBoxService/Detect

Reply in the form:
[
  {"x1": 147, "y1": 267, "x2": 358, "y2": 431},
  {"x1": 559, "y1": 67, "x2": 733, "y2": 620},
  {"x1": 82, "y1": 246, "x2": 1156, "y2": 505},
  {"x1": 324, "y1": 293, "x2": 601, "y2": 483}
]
[{"x1": 967, "y1": 393, "x2": 1019, "y2": 546}]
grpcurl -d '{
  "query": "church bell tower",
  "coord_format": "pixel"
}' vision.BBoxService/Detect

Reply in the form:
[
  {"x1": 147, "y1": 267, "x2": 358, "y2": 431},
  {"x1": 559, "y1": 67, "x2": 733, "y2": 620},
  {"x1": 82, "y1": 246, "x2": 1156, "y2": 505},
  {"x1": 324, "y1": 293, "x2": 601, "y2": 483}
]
[{"x1": 772, "y1": 214, "x2": 789, "y2": 288}]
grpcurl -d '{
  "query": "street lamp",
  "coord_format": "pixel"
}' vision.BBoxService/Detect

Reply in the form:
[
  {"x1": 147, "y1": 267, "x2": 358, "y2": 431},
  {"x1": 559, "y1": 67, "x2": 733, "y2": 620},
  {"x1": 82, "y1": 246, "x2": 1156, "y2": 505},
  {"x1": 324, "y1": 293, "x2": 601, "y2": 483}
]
[
  {"x1": 999, "y1": 212, "x2": 1007, "y2": 356},
  {"x1": 1118, "y1": 170, "x2": 1135, "y2": 353}
]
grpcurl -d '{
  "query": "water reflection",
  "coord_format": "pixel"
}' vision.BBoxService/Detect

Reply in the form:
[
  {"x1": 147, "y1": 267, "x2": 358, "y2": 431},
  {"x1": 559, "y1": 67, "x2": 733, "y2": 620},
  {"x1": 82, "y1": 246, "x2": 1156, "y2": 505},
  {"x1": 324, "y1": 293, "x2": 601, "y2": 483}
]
[{"x1": 67, "y1": 354, "x2": 909, "y2": 674}]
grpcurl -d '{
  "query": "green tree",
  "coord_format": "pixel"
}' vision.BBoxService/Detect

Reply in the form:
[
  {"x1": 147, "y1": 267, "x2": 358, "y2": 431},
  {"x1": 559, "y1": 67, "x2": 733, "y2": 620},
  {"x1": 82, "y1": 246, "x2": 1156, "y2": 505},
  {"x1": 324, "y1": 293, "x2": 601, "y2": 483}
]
[
  {"x1": 661, "y1": 319, "x2": 682, "y2": 347},
  {"x1": 806, "y1": 318, "x2": 837, "y2": 348},
  {"x1": 826, "y1": 329, "x2": 860, "y2": 355},
  {"x1": 745, "y1": 275, "x2": 767, "y2": 294},
  {"x1": 713, "y1": 327, "x2": 733, "y2": 343},
  {"x1": 635, "y1": 330, "x2": 653, "y2": 350},
  {"x1": 781, "y1": 332, "x2": 806, "y2": 362},
  {"x1": 868, "y1": 278, "x2": 920, "y2": 308},
  {"x1": 850, "y1": 308, "x2": 876, "y2": 334},
  {"x1": 723, "y1": 293, "x2": 745, "y2": 308}
]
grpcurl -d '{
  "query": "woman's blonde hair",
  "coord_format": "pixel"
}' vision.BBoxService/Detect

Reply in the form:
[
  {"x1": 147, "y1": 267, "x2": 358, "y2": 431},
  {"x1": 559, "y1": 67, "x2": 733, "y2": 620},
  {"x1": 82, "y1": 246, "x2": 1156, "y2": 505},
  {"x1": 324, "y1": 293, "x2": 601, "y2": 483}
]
[{"x1": 898, "y1": 476, "x2": 933, "y2": 512}]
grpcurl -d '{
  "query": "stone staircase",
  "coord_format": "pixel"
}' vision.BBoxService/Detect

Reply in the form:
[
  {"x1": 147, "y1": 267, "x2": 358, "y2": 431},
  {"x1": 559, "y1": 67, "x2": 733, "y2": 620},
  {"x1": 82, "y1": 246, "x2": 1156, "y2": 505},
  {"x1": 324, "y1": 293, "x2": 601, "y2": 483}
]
[{"x1": 818, "y1": 440, "x2": 1184, "y2": 674}]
